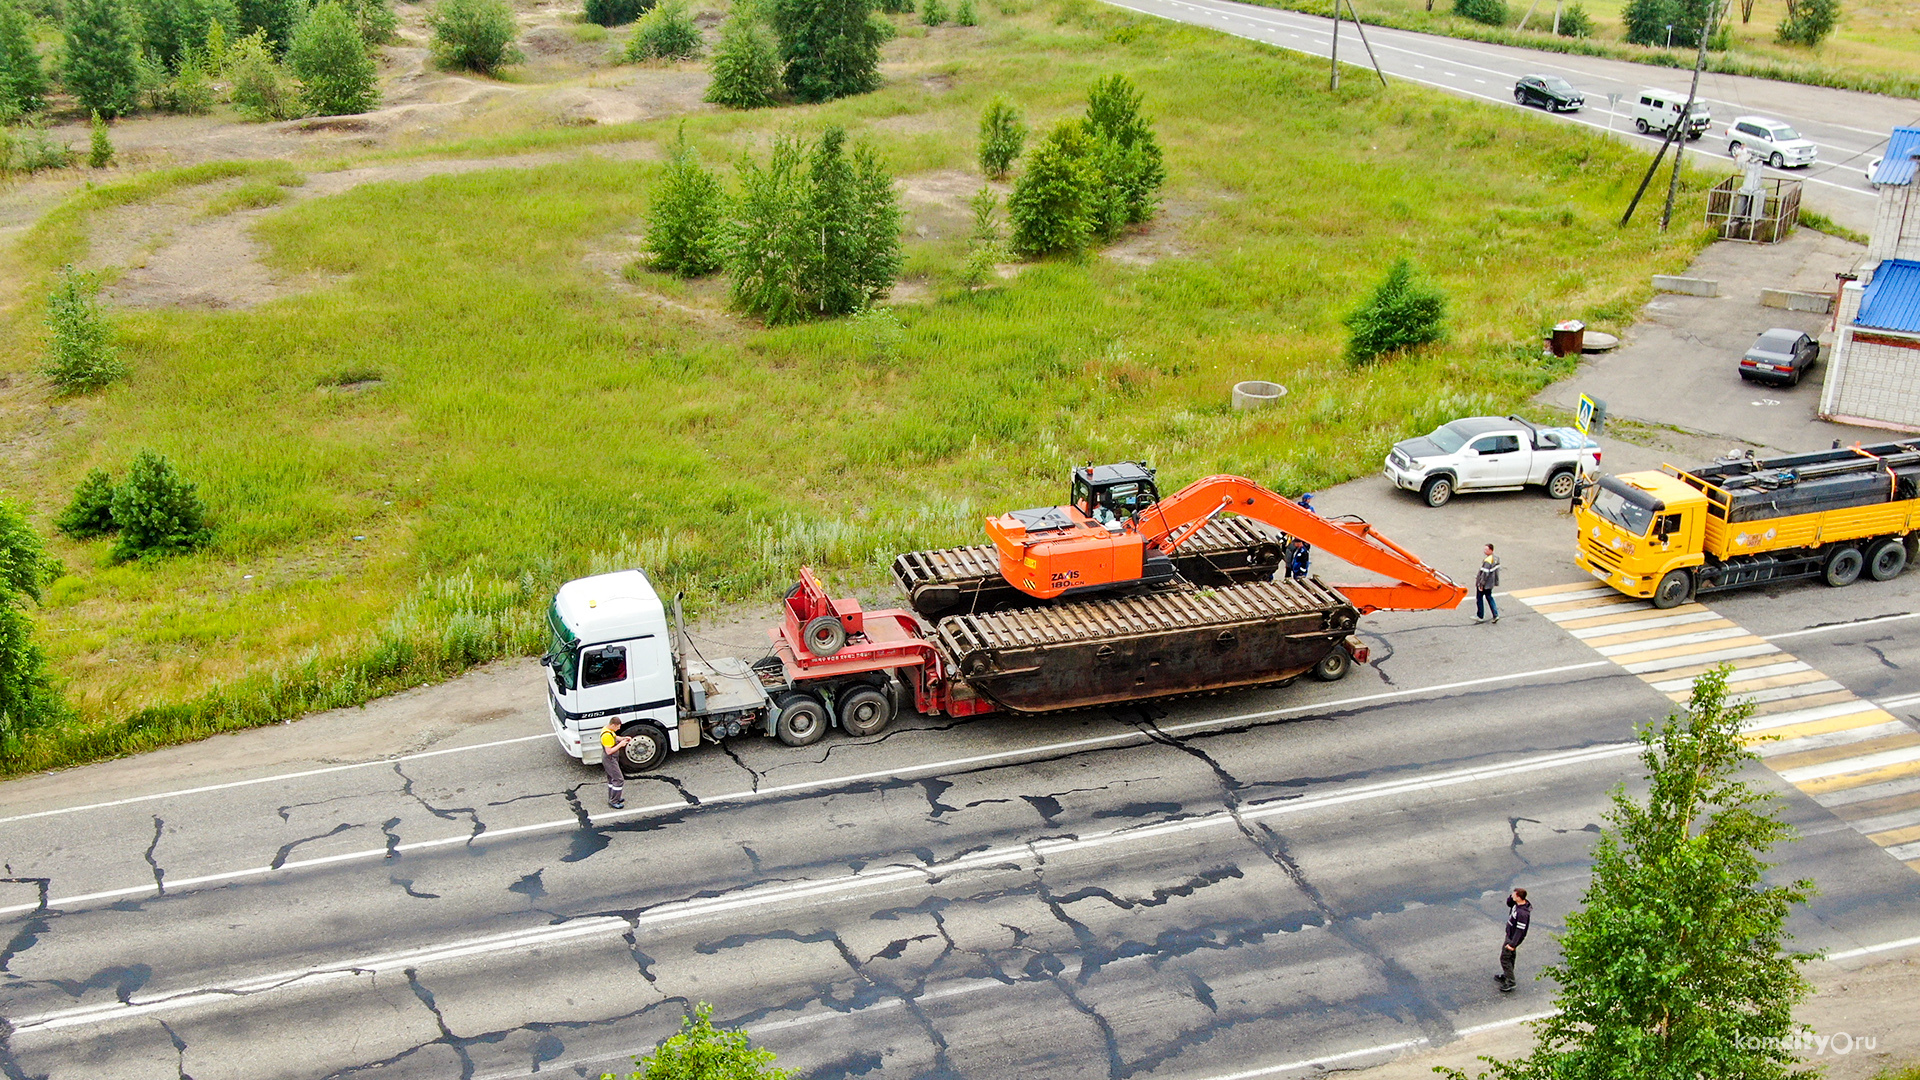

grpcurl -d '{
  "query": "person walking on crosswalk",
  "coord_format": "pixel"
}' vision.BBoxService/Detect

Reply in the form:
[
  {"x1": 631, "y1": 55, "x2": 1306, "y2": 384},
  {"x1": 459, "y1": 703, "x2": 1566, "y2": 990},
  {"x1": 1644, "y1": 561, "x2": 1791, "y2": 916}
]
[{"x1": 1475, "y1": 544, "x2": 1502, "y2": 624}]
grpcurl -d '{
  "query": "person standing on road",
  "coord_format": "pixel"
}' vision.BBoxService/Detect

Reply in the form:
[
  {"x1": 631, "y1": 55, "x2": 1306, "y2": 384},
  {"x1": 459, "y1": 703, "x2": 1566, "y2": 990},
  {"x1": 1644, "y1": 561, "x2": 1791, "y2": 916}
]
[
  {"x1": 1497, "y1": 887, "x2": 1531, "y2": 992},
  {"x1": 1475, "y1": 544, "x2": 1501, "y2": 624},
  {"x1": 600, "y1": 719, "x2": 630, "y2": 809}
]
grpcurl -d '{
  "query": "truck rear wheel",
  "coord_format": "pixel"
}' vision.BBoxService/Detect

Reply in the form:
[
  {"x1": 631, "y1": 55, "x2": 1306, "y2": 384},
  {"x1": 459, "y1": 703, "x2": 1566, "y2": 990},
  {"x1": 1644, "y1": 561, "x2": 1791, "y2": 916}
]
[
  {"x1": 615, "y1": 722, "x2": 669, "y2": 775},
  {"x1": 837, "y1": 686, "x2": 894, "y2": 737},
  {"x1": 1421, "y1": 475, "x2": 1454, "y2": 508},
  {"x1": 773, "y1": 692, "x2": 828, "y2": 747},
  {"x1": 1652, "y1": 569, "x2": 1691, "y2": 609},
  {"x1": 1866, "y1": 537, "x2": 1908, "y2": 582},
  {"x1": 1824, "y1": 546, "x2": 1864, "y2": 587},
  {"x1": 1309, "y1": 644, "x2": 1351, "y2": 682},
  {"x1": 1545, "y1": 469, "x2": 1576, "y2": 500}
]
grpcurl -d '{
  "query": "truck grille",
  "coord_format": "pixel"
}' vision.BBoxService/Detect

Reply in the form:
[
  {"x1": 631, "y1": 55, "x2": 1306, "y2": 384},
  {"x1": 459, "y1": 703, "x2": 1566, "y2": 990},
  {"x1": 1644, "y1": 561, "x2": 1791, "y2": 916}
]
[{"x1": 1582, "y1": 535, "x2": 1622, "y2": 570}]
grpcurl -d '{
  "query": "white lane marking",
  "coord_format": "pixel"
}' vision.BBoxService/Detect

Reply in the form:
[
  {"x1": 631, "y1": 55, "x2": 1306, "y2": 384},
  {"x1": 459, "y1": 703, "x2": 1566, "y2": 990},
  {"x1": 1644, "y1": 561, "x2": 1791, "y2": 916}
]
[
  {"x1": 1884, "y1": 692, "x2": 1920, "y2": 710},
  {"x1": 1770, "y1": 611, "x2": 1920, "y2": 641},
  {"x1": 0, "y1": 733, "x2": 555, "y2": 826},
  {"x1": 0, "y1": 661, "x2": 1617, "y2": 917},
  {"x1": 7, "y1": 742, "x2": 1645, "y2": 1035}
]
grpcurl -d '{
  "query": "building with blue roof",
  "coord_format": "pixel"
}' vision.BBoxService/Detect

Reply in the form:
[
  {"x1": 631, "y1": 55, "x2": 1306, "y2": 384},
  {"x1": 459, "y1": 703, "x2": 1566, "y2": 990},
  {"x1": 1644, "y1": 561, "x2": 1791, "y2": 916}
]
[{"x1": 1821, "y1": 126, "x2": 1920, "y2": 431}]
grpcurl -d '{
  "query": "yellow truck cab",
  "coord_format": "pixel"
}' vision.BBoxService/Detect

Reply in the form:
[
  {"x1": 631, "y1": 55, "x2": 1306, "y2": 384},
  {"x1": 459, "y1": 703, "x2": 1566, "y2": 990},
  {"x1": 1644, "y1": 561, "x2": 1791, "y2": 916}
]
[{"x1": 1575, "y1": 471, "x2": 1709, "y2": 603}]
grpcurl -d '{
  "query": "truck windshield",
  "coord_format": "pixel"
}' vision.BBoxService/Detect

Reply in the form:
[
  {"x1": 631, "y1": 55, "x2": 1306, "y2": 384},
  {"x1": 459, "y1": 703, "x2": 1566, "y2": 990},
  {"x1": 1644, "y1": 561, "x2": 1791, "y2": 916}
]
[
  {"x1": 546, "y1": 601, "x2": 579, "y2": 690},
  {"x1": 1590, "y1": 486, "x2": 1656, "y2": 536},
  {"x1": 1427, "y1": 424, "x2": 1469, "y2": 454}
]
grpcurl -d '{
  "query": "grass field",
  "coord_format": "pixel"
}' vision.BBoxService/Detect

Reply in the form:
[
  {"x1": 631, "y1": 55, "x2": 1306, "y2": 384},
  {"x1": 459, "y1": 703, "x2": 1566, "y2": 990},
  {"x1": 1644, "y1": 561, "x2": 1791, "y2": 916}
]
[{"x1": 0, "y1": 0, "x2": 1716, "y2": 772}]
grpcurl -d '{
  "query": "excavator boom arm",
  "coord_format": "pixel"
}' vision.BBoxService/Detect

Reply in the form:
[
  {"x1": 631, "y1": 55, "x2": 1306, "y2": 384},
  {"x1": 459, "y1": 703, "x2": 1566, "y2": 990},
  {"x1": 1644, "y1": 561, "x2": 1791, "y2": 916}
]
[{"x1": 1140, "y1": 476, "x2": 1465, "y2": 614}]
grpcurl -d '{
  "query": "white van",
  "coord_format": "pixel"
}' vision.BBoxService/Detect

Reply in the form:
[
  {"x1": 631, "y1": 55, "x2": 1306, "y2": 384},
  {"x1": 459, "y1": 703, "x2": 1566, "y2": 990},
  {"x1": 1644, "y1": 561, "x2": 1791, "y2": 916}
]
[{"x1": 1631, "y1": 89, "x2": 1711, "y2": 140}]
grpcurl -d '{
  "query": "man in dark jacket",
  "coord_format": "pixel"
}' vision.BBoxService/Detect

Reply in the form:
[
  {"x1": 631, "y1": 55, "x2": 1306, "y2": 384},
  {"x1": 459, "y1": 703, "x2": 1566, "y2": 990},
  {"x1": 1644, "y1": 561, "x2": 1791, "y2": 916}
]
[
  {"x1": 1497, "y1": 887, "x2": 1530, "y2": 991},
  {"x1": 1475, "y1": 544, "x2": 1502, "y2": 624}
]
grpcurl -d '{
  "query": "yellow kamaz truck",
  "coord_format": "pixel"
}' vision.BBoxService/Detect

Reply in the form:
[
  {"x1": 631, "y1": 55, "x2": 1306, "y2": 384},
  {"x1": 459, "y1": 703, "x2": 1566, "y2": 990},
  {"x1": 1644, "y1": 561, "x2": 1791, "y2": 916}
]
[{"x1": 1575, "y1": 441, "x2": 1920, "y2": 608}]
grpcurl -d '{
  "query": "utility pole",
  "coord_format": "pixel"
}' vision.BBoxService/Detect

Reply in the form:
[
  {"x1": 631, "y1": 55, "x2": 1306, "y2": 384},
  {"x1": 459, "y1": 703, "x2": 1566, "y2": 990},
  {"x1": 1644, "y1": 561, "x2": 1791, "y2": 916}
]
[
  {"x1": 1329, "y1": 0, "x2": 1341, "y2": 90},
  {"x1": 1659, "y1": 0, "x2": 1727, "y2": 231},
  {"x1": 1344, "y1": 0, "x2": 1389, "y2": 86}
]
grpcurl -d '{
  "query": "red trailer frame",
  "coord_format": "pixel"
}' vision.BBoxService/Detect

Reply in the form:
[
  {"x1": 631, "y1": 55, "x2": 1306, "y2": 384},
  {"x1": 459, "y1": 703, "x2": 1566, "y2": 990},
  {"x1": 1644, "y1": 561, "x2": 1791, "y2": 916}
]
[{"x1": 773, "y1": 568, "x2": 998, "y2": 718}]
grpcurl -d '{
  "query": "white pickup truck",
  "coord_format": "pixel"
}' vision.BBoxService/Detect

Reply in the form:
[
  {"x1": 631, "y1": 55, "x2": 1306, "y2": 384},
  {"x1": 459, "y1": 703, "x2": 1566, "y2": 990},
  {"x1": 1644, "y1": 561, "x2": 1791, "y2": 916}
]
[{"x1": 1382, "y1": 415, "x2": 1600, "y2": 507}]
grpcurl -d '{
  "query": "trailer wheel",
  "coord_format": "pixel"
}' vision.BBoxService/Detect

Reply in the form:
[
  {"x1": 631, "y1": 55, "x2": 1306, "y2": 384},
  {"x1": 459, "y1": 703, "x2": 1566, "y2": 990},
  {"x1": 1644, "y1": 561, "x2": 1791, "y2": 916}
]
[
  {"x1": 773, "y1": 692, "x2": 828, "y2": 746},
  {"x1": 1545, "y1": 469, "x2": 1577, "y2": 500},
  {"x1": 837, "y1": 686, "x2": 894, "y2": 737},
  {"x1": 1309, "y1": 645, "x2": 1351, "y2": 682},
  {"x1": 1652, "y1": 569, "x2": 1691, "y2": 609},
  {"x1": 615, "y1": 722, "x2": 670, "y2": 775},
  {"x1": 802, "y1": 615, "x2": 847, "y2": 658},
  {"x1": 1866, "y1": 537, "x2": 1907, "y2": 582},
  {"x1": 1824, "y1": 546, "x2": 1864, "y2": 588},
  {"x1": 1421, "y1": 475, "x2": 1454, "y2": 508}
]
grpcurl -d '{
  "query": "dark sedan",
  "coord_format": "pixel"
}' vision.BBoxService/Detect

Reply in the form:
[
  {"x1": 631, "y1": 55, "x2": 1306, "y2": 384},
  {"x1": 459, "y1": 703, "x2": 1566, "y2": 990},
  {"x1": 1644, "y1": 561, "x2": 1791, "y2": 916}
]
[
  {"x1": 1514, "y1": 74, "x2": 1584, "y2": 112},
  {"x1": 1738, "y1": 328, "x2": 1820, "y2": 387}
]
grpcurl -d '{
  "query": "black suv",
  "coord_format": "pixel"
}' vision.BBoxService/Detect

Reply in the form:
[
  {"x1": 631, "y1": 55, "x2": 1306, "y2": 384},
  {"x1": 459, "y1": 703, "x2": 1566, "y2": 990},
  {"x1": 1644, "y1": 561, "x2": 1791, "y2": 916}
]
[{"x1": 1514, "y1": 74, "x2": 1584, "y2": 112}]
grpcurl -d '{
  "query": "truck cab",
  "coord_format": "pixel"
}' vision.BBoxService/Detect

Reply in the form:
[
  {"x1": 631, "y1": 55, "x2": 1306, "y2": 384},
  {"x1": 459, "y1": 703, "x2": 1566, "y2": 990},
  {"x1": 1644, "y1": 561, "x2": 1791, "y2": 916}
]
[
  {"x1": 543, "y1": 570, "x2": 681, "y2": 765},
  {"x1": 1574, "y1": 471, "x2": 1708, "y2": 605}
]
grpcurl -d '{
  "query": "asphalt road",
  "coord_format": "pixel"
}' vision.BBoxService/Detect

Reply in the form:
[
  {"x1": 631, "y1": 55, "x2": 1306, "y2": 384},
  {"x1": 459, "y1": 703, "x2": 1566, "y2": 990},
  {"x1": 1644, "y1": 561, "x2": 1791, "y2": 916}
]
[
  {"x1": 1100, "y1": 0, "x2": 1918, "y2": 235},
  {"x1": 3, "y1": 528, "x2": 1919, "y2": 1078}
]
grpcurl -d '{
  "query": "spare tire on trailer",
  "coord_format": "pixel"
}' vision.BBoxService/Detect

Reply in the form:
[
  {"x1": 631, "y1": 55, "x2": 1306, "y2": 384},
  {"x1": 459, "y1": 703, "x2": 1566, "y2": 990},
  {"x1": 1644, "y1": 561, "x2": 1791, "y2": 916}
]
[
  {"x1": 1309, "y1": 643, "x2": 1351, "y2": 682},
  {"x1": 803, "y1": 615, "x2": 847, "y2": 657}
]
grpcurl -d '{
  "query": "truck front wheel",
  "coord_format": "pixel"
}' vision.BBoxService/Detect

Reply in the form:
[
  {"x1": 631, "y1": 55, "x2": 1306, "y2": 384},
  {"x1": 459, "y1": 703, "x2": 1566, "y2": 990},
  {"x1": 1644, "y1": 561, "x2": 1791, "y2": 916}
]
[
  {"x1": 837, "y1": 686, "x2": 894, "y2": 737},
  {"x1": 1866, "y1": 537, "x2": 1907, "y2": 582},
  {"x1": 616, "y1": 722, "x2": 669, "y2": 775},
  {"x1": 1652, "y1": 569, "x2": 1691, "y2": 609},
  {"x1": 1309, "y1": 644, "x2": 1351, "y2": 682},
  {"x1": 1824, "y1": 546, "x2": 1864, "y2": 587},
  {"x1": 1545, "y1": 469, "x2": 1577, "y2": 500},
  {"x1": 774, "y1": 692, "x2": 829, "y2": 746},
  {"x1": 1421, "y1": 475, "x2": 1454, "y2": 508}
]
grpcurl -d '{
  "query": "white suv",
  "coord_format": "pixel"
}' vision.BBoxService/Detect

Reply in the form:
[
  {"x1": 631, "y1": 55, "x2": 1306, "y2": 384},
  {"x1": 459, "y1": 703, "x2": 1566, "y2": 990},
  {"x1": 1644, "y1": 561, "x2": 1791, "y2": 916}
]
[{"x1": 1727, "y1": 116, "x2": 1817, "y2": 169}]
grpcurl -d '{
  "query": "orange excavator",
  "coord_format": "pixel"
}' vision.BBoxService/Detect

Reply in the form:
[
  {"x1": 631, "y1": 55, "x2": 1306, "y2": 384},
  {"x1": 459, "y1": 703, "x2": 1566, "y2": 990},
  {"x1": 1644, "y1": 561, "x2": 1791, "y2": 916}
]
[{"x1": 985, "y1": 462, "x2": 1464, "y2": 614}]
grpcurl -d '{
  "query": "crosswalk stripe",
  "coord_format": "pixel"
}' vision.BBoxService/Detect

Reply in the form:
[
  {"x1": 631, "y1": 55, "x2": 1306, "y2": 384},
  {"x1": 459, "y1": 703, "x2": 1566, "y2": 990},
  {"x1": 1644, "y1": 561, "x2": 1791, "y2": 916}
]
[
  {"x1": 1724, "y1": 681, "x2": 1850, "y2": 708},
  {"x1": 1750, "y1": 710, "x2": 1908, "y2": 744},
  {"x1": 1812, "y1": 775, "x2": 1920, "y2": 809},
  {"x1": 1781, "y1": 744, "x2": 1920, "y2": 785},
  {"x1": 1883, "y1": 692, "x2": 1920, "y2": 710},
  {"x1": 1771, "y1": 733, "x2": 1920, "y2": 774},
  {"x1": 1621, "y1": 643, "x2": 1782, "y2": 674},
  {"x1": 1568, "y1": 610, "x2": 1725, "y2": 638},
  {"x1": 1841, "y1": 799, "x2": 1920, "y2": 834},
  {"x1": 1798, "y1": 758, "x2": 1920, "y2": 796},
  {"x1": 1885, "y1": 840, "x2": 1920, "y2": 861},
  {"x1": 1596, "y1": 627, "x2": 1754, "y2": 657},
  {"x1": 1744, "y1": 701, "x2": 1890, "y2": 733},
  {"x1": 1752, "y1": 722, "x2": 1915, "y2": 759},
  {"x1": 1510, "y1": 583, "x2": 1615, "y2": 601},
  {"x1": 1534, "y1": 595, "x2": 1650, "y2": 616}
]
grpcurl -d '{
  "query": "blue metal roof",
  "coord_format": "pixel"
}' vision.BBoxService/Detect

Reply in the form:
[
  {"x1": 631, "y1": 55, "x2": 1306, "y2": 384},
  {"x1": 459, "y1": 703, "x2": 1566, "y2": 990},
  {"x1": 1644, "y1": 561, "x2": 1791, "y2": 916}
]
[
  {"x1": 1872, "y1": 127, "x2": 1920, "y2": 186},
  {"x1": 1857, "y1": 259, "x2": 1920, "y2": 333}
]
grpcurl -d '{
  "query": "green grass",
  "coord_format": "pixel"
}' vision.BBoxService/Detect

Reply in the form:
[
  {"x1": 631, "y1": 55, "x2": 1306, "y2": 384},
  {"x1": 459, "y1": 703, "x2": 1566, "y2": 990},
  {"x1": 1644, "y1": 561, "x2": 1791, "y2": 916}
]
[
  {"x1": 0, "y1": 0, "x2": 1715, "y2": 774},
  {"x1": 201, "y1": 178, "x2": 301, "y2": 216},
  {"x1": 1242, "y1": 0, "x2": 1920, "y2": 99}
]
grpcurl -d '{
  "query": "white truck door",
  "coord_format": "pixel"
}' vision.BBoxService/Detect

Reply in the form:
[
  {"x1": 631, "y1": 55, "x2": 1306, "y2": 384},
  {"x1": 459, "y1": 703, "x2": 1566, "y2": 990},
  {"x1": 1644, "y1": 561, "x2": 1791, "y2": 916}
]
[{"x1": 1466, "y1": 433, "x2": 1528, "y2": 486}]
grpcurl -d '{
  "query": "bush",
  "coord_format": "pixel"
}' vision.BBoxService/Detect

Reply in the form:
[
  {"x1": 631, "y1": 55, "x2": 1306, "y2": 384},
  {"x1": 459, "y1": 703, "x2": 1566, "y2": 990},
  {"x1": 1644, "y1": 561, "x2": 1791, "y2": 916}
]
[
  {"x1": 769, "y1": 0, "x2": 889, "y2": 103},
  {"x1": 62, "y1": 0, "x2": 141, "y2": 118},
  {"x1": 2, "y1": 121, "x2": 72, "y2": 171},
  {"x1": 703, "y1": 13, "x2": 779, "y2": 108},
  {"x1": 1009, "y1": 118, "x2": 1100, "y2": 257},
  {"x1": 0, "y1": 499, "x2": 62, "y2": 753},
  {"x1": 624, "y1": 1003, "x2": 793, "y2": 1080},
  {"x1": 429, "y1": 0, "x2": 523, "y2": 74},
  {"x1": 1777, "y1": 0, "x2": 1837, "y2": 45},
  {"x1": 627, "y1": 0, "x2": 701, "y2": 60},
  {"x1": 920, "y1": 0, "x2": 944, "y2": 24},
  {"x1": 1083, "y1": 72, "x2": 1164, "y2": 229},
  {"x1": 977, "y1": 96, "x2": 1024, "y2": 179},
  {"x1": 875, "y1": 0, "x2": 911, "y2": 10},
  {"x1": 132, "y1": 0, "x2": 235, "y2": 71},
  {"x1": 56, "y1": 468, "x2": 120, "y2": 539},
  {"x1": 109, "y1": 451, "x2": 212, "y2": 562},
  {"x1": 954, "y1": 0, "x2": 975, "y2": 24},
  {"x1": 290, "y1": 0, "x2": 381, "y2": 115},
  {"x1": 87, "y1": 111, "x2": 112, "y2": 167},
  {"x1": 43, "y1": 265, "x2": 125, "y2": 393},
  {"x1": 646, "y1": 129, "x2": 728, "y2": 276},
  {"x1": 234, "y1": 0, "x2": 303, "y2": 51},
  {"x1": 0, "y1": 0, "x2": 49, "y2": 114},
  {"x1": 343, "y1": 0, "x2": 398, "y2": 45},
  {"x1": 1343, "y1": 257, "x2": 1447, "y2": 365},
  {"x1": 726, "y1": 125, "x2": 901, "y2": 323},
  {"x1": 1452, "y1": 0, "x2": 1507, "y2": 24},
  {"x1": 228, "y1": 28, "x2": 305, "y2": 119},
  {"x1": 149, "y1": 55, "x2": 218, "y2": 112},
  {"x1": 1556, "y1": 1, "x2": 1592, "y2": 36},
  {"x1": 584, "y1": 0, "x2": 647, "y2": 27}
]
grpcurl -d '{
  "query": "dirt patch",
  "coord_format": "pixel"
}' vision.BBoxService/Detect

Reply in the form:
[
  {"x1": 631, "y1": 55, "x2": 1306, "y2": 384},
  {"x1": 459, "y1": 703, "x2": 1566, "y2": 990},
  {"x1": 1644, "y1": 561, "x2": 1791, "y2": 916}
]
[
  {"x1": 1102, "y1": 195, "x2": 1196, "y2": 268},
  {"x1": 897, "y1": 169, "x2": 999, "y2": 244},
  {"x1": 581, "y1": 231, "x2": 741, "y2": 332}
]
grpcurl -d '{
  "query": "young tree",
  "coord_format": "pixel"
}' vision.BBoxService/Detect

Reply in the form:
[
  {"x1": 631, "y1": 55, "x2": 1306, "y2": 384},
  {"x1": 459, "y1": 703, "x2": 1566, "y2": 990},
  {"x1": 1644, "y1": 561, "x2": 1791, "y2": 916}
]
[
  {"x1": 234, "y1": 0, "x2": 306, "y2": 52},
  {"x1": 583, "y1": 0, "x2": 646, "y2": 28},
  {"x1": 607, "y1": 1003, "x2": 794, "y2": 1080},
  {"x1": 1008, "y1": 118, "x2": 1100, "y2": 257},
  {"x1": 1622, "y1": 0, "x2": 1715, "y2": 46},
  {"x1": 768, "y1": 0, "x2": 888, "y2": 103},
  {"x1": 1776, "y1": 0, "x2": 1838, "y2": 45},
  {"x1": 1083, "y1": 72, "x2": 1165, "y2": 229},
  {"x1": 43, "y1": 265, "x2": 126, "y2": 393},
  {"x1": 1442, "y1": 666, "x2": 1817, "y2": 1080},
  {"x1": 627, "y1": 0, "x2": 701, "y2": 61},
  {"x1": 428, "y1": 0, "x2": 522, "y2": 74},
  {"x1": 110, "y1": 450, "x2": 213, "y2": 562},
  {"x1": 977, "y1": 97, "x2": 1025, "y2": 180},
  {"x1": 62, "y1": 0, "x2": 141, "y2": 118},
  {"x1": 289, "y1": 0, "x2": 379, "y2": 114},
  {"x1": 228, "y1": 26, "x2": 304, "y2": 118},
  {"x1": 1452, "y1": 0, "x2": 1508, "y2": 25},
  {"x1": 954, "y1": 0, "x2": 976, "y2": 25},
  {"x1": 0, "y1": 498, "x2": 61, "y2": 753},
  {"x1": 0, "y1": 0, "x2": 49, "y2": 114},
  {"x1": 132, "y1": 0, "x2": 238, "y2": 71},
  {"x1": 341, "y1": 0, "x2": 397, "y2": 45},
  {"x1": 646, "y1": 129, "x2": 729, "y2": 276},
  {"x1": 919, "y1": 0, "x2": 944, "y2": 24},
  {"x1": 56, "y1": 468, "x2": 120, "y2": 539},
  {"x1": 703, "y1": 12, "x2": 779, "y2": 108},
  {"x1": 959, "y1": 184, "x2": 1003, "y2": 288},
  {"x1": 87, "y1": 110, "x2": 113, "y2": 165},
  {"x1": 1343, "y1": 257, "x2": 1446, "y2": 365}
]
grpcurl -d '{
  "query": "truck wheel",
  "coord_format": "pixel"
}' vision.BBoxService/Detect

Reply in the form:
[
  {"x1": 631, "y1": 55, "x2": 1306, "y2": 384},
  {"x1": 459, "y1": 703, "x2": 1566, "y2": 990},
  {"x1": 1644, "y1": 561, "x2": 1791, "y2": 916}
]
[
  {"x1": 1652, "y1": 569, "x2": 1691, "y2": 609},
  {"x1": 1635, "y1": 118, "x2": 1650, "y2": 133},
  {"x1": 615, "y1": 722, "x2": 669, "y2": 775},
  {"x1": 1545, "y1": 469, "x2": 1576, "y2": 500},
  {"x1": 1824, "y1": 546, "x2": 1864, "y2": 587},
  {"x1": 1421, "y1": 476, "x2": 1454, "y2": 508},
  {"x1": 1866, "y1": 537, "x2": 1907, "y2": 582},
  {"x1": 837, "y1": 686, "x2": 894, "y2": 737},
  {"x1": 1309, "y1": 644, "x2": 1351, "y2": 682},
  {"x1": 773, "y1": 692, "x2": 828, "y2": 747},
  {"x1": 802, "y1": 615, "x2": 847, "y2": 658}
]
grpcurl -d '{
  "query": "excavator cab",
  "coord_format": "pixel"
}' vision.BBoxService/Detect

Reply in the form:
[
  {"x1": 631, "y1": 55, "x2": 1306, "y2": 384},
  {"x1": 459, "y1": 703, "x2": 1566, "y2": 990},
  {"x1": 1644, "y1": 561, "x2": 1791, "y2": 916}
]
[{"x1": 1071, "y1": 463, "x2": 1161, "y2": 528}]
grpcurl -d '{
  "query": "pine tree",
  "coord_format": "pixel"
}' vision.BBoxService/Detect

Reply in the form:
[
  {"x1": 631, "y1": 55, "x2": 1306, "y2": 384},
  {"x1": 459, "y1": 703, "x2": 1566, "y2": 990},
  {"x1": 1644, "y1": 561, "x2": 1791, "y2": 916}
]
[
  {"x1": 768, "y1": 0, "x2": 888, "y2": 103},
  {"x1": 109, "y1": 450, "x2": 213, "y2": 562},
  {"x1": 646, "y1": 128, "x2": 729, "y2": 277},
  {"x1": 235, "y1": 0, "x2": 307, "y2": 52},
  {"x1": 0, "y1": 0, "x2": 48, "y2": 114},
  {"x1": 703, "y1": 12, "x2": 779, "y2": 109},
  {"x1": 43, "y1": 265, "x2": 126, "y2": 393},
  {"x1": 87, "y1": 110, "x2": 113, "y2": 166},
  {"x1": 1083, "y1": 73, "x2": 1164, "y2": 227},
  {"x1": 1342, "y1": 257, "x2": 1447, "y2": 365},
  {"x1": 56, "y1": 468, "x2": 121, "y2": 539},
  {"x1": 62, "y1": 0, "x2": 142, "y2": 119},
  {"x1": 1009, "y1": 119, "x2": 1100, "y2": 257},
  {"x1": 289, "y1": 0, "x2": 379, "y2": 114},
  {"x1": 132, "y1": 0, "x2": 238, "y2": 71}
]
